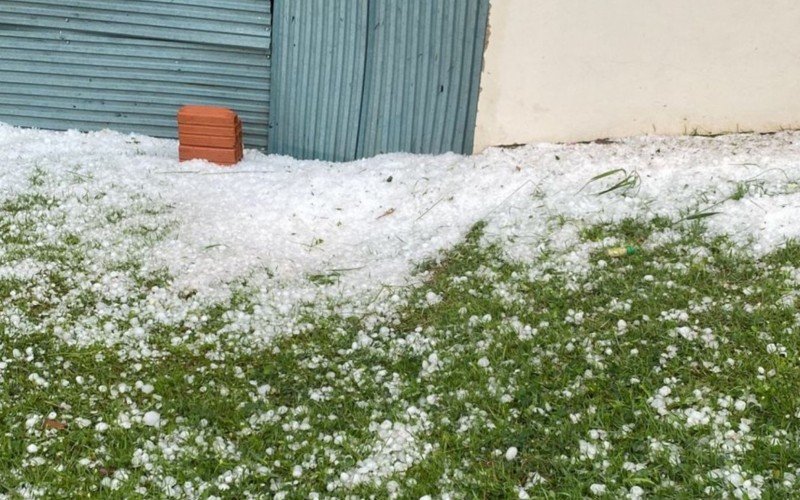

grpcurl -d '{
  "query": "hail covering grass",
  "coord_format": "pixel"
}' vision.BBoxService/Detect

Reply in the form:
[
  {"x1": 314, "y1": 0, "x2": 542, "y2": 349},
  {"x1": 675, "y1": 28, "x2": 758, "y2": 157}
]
[
  {"x1": 1, "y1": 123, "x2": 800, "y2": 498},
  {"x1": 1, "y1": 125, "x2": 798, "y2": 326}
]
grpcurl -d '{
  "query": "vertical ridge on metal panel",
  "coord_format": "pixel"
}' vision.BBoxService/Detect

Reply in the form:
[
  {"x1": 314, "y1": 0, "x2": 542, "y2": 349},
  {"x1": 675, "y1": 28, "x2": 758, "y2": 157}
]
[
  {"x1": 0, "y1": 1, "x2": 271, "y2": 149},
  {"x1": 269, "y1": 0, "x2": 368, "y2": 161},
  {"x1": 356, "y1": 0, "x2": 489, "y2": 158}
]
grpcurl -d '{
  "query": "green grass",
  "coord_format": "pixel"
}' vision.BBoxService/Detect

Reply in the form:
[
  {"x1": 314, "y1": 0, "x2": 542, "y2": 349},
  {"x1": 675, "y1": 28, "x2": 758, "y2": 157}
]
[{"x1": 1, "y1": 172, "x2": 800, "y2": 498}]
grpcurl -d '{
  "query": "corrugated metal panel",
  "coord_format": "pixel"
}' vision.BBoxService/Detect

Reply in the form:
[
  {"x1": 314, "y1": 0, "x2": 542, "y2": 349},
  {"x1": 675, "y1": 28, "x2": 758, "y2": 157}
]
[
  {"x1": 269, "y1": 0, "x2": 489, "y2": 161},
  {"x1": 269, "y1": 0, "x2": 369, "y2": 162},
  {"x1": 0, "y1": 1, "x2": 271, "y2": 148},
  {"x1": 357, "y1": 0, "x2": 490, "y2": 157}
]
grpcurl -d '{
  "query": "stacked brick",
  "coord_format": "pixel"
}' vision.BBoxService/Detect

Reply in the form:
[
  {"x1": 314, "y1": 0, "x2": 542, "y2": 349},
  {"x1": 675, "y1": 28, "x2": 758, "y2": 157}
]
[{"x1": 177, "y1": 105, "x2": 243, "y2": 166}]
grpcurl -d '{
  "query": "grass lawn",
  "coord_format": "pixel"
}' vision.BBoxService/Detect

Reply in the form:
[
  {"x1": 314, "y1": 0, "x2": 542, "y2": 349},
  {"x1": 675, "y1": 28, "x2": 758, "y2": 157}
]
[
  {"x1": 0, "y1": 124, "x2": 800, "y2": 500},
  {"x1": 3, "y1": 167, "x2": 800, "y2": 499}
]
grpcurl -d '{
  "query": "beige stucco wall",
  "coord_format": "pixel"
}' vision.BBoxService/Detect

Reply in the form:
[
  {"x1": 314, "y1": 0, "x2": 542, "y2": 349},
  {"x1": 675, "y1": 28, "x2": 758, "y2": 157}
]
[{"x1": 473, "y1": 0, "x2": 800, "y2": 152}]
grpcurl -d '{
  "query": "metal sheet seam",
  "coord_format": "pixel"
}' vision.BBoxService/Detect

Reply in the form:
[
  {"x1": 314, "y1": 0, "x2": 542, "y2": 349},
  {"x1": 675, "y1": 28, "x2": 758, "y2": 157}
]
[{"x1": 352, "y1": 0, "x2": 372, "y2": 157}]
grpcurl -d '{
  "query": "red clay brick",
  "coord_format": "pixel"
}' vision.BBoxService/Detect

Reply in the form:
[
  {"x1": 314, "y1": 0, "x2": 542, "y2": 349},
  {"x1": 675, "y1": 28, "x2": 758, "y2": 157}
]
[
  {"x1": 178, "y1": 123, "x2": 241, "y2": 138},
  {"x1": 177, "y1": 106, "x2": 243, "y2": 165},
  {"x1": 179, "y1": 145, "x2": 242, "y2": 166},
  {"x1": 177, "y1": 105, "x2": 239, "y2": 126},
  {"x1": 179, "y1": 133, "x2": 241, "y2": 149}
]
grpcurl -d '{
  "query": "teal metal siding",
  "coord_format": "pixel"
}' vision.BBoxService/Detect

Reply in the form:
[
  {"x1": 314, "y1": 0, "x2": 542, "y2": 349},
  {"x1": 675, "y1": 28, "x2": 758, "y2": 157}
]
[
  {"x1": 357, "y1": 0, "x2": 490, "y2": 157},
  {"x1": 270, "y1": 0, "x2": 368, "y2": 162},
  {"x1": 270, "y1": 0, "x2": 490, "y2": 162},
  {"x1": 0, "y1": 1, "x2": 271, "y2": 148}
]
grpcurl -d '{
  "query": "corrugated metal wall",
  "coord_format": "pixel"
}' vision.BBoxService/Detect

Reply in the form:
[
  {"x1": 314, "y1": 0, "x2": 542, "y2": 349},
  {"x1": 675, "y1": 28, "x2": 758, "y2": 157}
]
[
  {"x1": 270, "y1": 0, "x2": 368, "y2": 162},
  {"x1": 0, "y1": 1, "x2": 271, "y2": 148},
  {"x1": 357, "y1": 0, "x2": 489, "y2": 157},
  {"x1": 270, "y1": 0, "x2": 489, "y2": 161}
]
